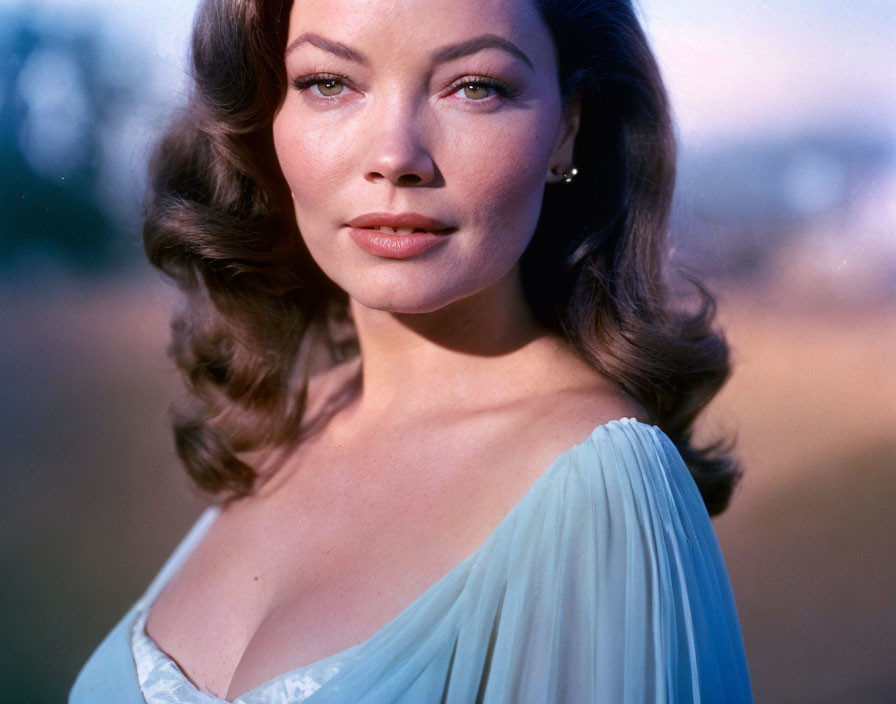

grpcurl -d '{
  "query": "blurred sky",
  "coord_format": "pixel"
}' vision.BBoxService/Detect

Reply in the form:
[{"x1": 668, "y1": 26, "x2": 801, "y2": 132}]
[
  {"x1": 6, "y1": 0, "x2": 893, "y2": 145},
  {"x1": 640, "y1": 0, "x2": 896, "y2": 142}
]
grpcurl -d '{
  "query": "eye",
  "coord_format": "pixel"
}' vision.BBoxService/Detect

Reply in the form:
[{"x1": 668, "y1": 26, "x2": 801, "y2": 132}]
[
  {"x1": 314, "y1": 78, "x2": 344, "y2": 97},
  {"x1": 292, "y1": 73, "x2": 349, "y2": 99},
  {"x1": 458, "y1": 82, "x2": 493, "y2": 100},
  {"x1": 448, "y1": 76, "x2": 519, "y2": 103}
]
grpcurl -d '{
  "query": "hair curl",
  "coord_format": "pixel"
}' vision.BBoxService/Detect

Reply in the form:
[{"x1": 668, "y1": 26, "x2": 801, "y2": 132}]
[{"x1": 144, "y1": 0, "x2": 740, "y2": 514}]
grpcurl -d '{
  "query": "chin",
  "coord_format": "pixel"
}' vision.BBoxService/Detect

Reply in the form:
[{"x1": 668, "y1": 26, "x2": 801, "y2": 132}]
[
  {"x1": 327, "y1": 251, "x2": 518, "y2": 317},
  {"x1": 349, "y1": 287, "x2": 464, "y2": 315},
  {"x1": 344, "y1": 270, "x2": 492, "y2": 316}
]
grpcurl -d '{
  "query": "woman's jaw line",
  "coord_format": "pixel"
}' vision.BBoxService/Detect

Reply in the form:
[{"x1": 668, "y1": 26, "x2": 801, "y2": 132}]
[{"x1": 347, "y1": 264, "x2": 544, "y2": 359}]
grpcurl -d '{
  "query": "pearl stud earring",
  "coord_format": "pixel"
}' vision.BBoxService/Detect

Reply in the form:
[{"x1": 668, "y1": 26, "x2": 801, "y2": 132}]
[{"x1": 561, "y1": 167, "x2": 578, "y2": 183}]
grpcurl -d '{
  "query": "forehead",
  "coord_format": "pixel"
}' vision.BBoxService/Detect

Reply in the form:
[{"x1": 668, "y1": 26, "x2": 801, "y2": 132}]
[{"x1": 285, "y1": 0, "x2": 555, "y2": 69}]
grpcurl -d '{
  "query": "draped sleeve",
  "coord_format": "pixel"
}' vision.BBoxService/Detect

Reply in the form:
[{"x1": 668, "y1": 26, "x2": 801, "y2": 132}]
[{"x1": 456, "y1": 420, "x2": 754, "y2": 703}]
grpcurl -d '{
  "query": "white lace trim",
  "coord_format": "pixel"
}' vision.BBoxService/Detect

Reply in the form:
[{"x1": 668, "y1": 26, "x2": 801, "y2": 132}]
[{"x1": 130, "y1": 604, "x2": 352, "y2": 704}]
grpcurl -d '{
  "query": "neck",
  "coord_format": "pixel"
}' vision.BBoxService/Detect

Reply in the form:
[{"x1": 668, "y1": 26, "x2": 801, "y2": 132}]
[{"x1": 348, "y1": 268, "x2": 556, "y2": 415}]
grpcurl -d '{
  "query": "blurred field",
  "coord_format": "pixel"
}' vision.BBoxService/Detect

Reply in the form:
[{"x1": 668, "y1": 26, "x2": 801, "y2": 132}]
[
  {"x1": 0, "y1": 274, "x2": 203, "y2": 703},
  {"x1": 1, "y1": 274, "x2": 894, "y2": 703},
  {"x1": 708, "y1": 291, "x2": 896, "y2": 703}
]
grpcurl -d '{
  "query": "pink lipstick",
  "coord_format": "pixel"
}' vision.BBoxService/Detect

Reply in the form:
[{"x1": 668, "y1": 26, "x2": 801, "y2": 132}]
[{"x1": 346, "y1": 212, "x2": 456, "y2": 259}]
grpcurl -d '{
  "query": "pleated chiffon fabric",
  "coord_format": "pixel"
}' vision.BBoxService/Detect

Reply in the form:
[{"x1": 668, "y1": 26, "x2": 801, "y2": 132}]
[{"x1": 70, "y1": 419, "x2": 753, "y2": 703}]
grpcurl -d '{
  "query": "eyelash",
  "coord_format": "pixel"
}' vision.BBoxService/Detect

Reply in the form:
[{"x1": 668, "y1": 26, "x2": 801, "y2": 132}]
[
  {"x1": 292, "y1": 72, "x2": 350, "y2": 97},
  {"x1": 290, "y1": 72, "x2": 520, "y2": 103},
  {"x1": 447, "y1": 75, "x2": 520, "y2": 101}
]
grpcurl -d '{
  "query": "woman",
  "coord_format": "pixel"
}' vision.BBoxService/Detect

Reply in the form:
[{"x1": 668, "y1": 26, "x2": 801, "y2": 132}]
[{"x1": 71, "y1": 0, "x2": 752, "y2": 701}]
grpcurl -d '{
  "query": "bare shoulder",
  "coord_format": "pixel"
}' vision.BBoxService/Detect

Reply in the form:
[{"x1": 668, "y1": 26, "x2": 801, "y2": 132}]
[
  {"x1": 548, "y1": 382, "x2": 642, "y2": 438},
  {"x1": 520, "y1": 382, "x2": 643, "y2": 466},
  {"x1": 501, "y1": 338, "x2": 646, "y2": 472}
]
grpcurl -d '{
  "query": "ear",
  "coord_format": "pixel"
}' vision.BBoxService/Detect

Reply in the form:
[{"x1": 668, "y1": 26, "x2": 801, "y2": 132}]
[{"x1": 546, "y1": 93, "x2": 582, "y2": 183}]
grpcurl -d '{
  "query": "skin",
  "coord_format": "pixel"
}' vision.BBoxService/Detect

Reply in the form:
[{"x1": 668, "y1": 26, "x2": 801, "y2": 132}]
[{"x1": 146, "y1": 0, "x2": 641, "y2": 699}]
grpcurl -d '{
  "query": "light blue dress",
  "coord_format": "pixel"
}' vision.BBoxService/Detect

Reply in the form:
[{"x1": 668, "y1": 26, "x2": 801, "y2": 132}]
[{"x1": 70, "y1": 419, "x2": 753, "y2": 702}]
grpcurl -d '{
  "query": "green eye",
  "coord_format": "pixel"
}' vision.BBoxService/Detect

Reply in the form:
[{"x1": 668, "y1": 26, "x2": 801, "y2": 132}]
[
  {"x1": 292, "y1": 74, "x2": 349, "y2": 98},
  {"x1": 462, "y1": 83, "x2": 491, "y2": 100},
  {"x1": 316, "y1": 79, "x2": 344, "y2": 97}
]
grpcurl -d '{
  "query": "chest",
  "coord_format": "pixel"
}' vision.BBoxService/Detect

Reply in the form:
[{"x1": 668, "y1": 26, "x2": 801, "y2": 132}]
[{"x1": 144, "y1": 424, "x2": 551, "y2": 699}]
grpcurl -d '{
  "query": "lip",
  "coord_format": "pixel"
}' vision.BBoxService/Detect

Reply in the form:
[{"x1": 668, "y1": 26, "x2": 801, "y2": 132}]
[
  {"x1": 346, "y1": 212, "x2": 455, "y2": 232},
  {"x1": 346, "y1": 212, "x2": 456, "y2": 259}
]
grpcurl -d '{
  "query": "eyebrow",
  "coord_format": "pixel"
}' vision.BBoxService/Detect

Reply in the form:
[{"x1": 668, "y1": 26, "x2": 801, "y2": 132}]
[
  {"x1": 285, "y1": 33, "x2": 368, "y2": 64},
  {"x1": 285, "y1": 32, "x2": 534, "y2": 72},
  {"x1": 430, "y1": 34, "x2": 534, "y2": 71}
]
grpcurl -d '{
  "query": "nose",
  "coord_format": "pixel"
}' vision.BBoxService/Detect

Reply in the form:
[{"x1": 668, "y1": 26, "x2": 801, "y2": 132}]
[{"x1": 364, "y1": 98, "x2": 436, "y2": 187}]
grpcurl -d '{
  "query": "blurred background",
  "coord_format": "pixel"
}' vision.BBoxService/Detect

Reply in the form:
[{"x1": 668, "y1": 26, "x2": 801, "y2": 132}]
[{"x1": 1, "y1": 0, "x2": 893, "y2": 701}]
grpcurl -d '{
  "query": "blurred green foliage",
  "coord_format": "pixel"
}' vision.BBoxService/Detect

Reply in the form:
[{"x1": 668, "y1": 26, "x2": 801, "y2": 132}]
[{"x1": 1, "y1": 7, "x2": 138, "y2": 272}]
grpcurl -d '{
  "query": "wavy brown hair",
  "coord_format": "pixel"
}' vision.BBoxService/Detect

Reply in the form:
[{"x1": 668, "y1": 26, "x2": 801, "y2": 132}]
[{"x1": 144, "y1": 0, "x2": 740, "y2": 514}]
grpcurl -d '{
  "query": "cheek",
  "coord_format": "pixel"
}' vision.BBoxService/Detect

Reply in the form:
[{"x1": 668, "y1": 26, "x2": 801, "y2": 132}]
[
  {"x1": 455, "y1": 119, "x2": 554, "y2": 246},
  {"x1": 273, "y1": 113, "x2": 353, "y2": 206}
]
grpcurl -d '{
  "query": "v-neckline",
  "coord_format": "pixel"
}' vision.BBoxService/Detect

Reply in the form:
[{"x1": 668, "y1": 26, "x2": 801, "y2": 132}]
[{"x1": 135, "y1": 418, "x2": 647, "y2": 703}]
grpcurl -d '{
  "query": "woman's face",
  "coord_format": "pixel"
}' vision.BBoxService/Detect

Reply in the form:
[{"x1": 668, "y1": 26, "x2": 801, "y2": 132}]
[{"x1": 273, "y1": 0, "x2": 578, "y2": 314}]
